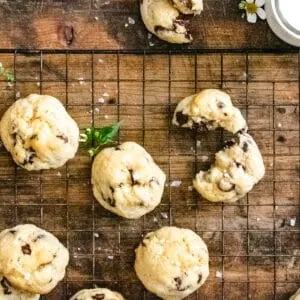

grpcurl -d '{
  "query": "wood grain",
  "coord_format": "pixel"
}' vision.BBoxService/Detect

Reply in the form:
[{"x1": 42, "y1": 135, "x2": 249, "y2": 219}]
[{"x1": 0, "y1": 0, "x2": 297, "y2": 50}]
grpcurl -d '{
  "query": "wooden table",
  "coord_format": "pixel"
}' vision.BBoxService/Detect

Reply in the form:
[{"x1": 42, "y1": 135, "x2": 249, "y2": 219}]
[
  {"x1": 0, "y1": 2, "x2": 299, "y2": 300},
  {"x1": 0, "y1": 0, "x2": 297, "y2": 51}
]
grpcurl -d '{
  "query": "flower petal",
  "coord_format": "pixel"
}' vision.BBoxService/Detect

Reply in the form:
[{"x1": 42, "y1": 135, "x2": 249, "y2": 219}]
[
  {"x1": 257, "y1": 7, "x2": 266, "y2": 19},
  {"x1": 247, "y1": 12, "x2": 257, "y2": 23},
  {"x1": 255, "y1": 0, "x2": 265, "y2": 7},
  {"x1": 246, "y1": 0, "x2": 254, "y2": 3}
]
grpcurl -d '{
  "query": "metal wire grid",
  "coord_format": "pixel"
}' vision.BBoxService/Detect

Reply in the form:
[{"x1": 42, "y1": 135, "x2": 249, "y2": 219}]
[{"x1": 0, "y1": 50, "x2": 298, "y2": 299}]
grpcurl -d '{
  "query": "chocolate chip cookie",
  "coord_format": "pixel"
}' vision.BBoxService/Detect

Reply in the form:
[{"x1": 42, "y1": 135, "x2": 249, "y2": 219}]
[
  {"x1": 0, "y1": 224, "x2": 69, "y2": 294},
  {"x1": 193, "y1": 132, "x2": 265, "y2": 203},
  {"x1": 0, "y1": 94, "x2": 79, "y2": 171},
  {"x1": 135, "y1": 226, "x2": 209, "y2": 300},
  {"x1": 172, "y1": 89, "x2": 247, "y2": 133},
  {"x1": 91, "y1": 142, "x2": 166, "y2": 219}
]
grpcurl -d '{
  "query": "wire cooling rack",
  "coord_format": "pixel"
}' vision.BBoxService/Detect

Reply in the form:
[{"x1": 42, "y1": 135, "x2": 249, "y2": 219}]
[{"x1": 0, "y1": 50, "x2": 299, "y2": 299}]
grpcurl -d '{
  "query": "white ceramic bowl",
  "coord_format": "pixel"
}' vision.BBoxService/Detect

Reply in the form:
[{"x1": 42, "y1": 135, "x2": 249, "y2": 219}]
[{"x1": 265, "y1": 0, "x2": 300, "y2": 47}]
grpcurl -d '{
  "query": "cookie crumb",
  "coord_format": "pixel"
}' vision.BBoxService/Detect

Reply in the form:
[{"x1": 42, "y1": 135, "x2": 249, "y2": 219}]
[
  {"x1": 56, "y1": 171, "x2": 62, "y2": 177},
  {"x1": 170, "y1": 180, "x2": 182, "y2": 187},
  {"x1": 94, "y1": 107, "x2": 100, "y2": 113},
  {"x1": 290, "y1": 217, "x2": 296, "y2": 227},
  {"x1": 196, "y1": 140, "x2": 201, "y2": 148},
  {"x1": 188, "y1": 185, "x2": 193, "y2": 191},
  {"x1": 160, "y1": 212, "x2": 168, "y2": 219},
  {"x1": 215, "y1": 271, "x2": 222, "y2": 278},
  {"x1": 103, "y1": 92, "x2": 109, "y2": 97},
  {"x1": 36, "y1": 82, "x2": 40, "y2": 87},
  {"x1": 16, "y1": 91, "x2": 20, "y2": 98},
  {"x1": 97, "y1": 97, "x2": 105, "y2": 104}
]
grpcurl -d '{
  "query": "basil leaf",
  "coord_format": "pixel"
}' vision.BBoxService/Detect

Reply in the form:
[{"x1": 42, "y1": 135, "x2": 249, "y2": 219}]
[{"x1": 80, "y1": 122, "x2": 121, "y2": 157}]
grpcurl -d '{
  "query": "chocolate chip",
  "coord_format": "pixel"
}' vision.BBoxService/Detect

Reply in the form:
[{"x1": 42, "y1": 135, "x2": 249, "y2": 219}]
[
  {"x1": 277, "y1": 135, "x2": 286, "y2": 143},
  {"x1": 30, "y1": 134, "x2": 37, "y2": 140},
  {"x1": 176, "y1": 111, "x2": 189, "y2": 126},
  {"x1": 277, "y1": 107, "x2": 286, "y2": 114},
  {"x1": 0, "y1": 277, "x2": 11, "y2": 295},
  {"x1": 118, "y1": 183, "x2": 124, "y2": 188},
  {"x1": 217, "y1": 101, "x2": 224, "y2": 109},
  {"x1": 92, "y1": 294, "x2": 105, "y2": 300},
  {"x1": 110, "y1": 186, "x2": 114, "y2": 194},
  {"x1": 21, "y1": 244, "x2": 31, "y2": 255},
  {"x1": 222, "y1": 140, "x2": 235, "y2": 149},
  {"x1": 235, "y1": 161, "x2": 246, "y2": 171},
  {"x1": 108, "y1": 197, "x2": 116, "y2": 207},
  {"x1": 242, "y1": 142, "x2": 248, "y2": 152},
  {"x1": 115, "y1": 146, "x2": 121, "y2": 151},
  {"x1": 197, "y1": 273, "x2": 202, "y2": 284},
  {"x1": 56, "y1": 134, "x2": 68, "y2": 143},
  {"x1": 9, "y1": 230, "x2": 16, "y2": 234},
  {"x1": 174, "y1": 277, "x2": 186, "y2": 291},
  {"x1": 11, "y1": 133, "x2": 17, "y2": 147},
  {"x1": 128, "y1": 169, "x2": 138, "y2": 185}
]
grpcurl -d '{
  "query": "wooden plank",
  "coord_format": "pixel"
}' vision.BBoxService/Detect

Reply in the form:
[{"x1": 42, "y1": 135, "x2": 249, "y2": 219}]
[{"x1": 0, "y1": 0, "x2": 296, "y2": 50}]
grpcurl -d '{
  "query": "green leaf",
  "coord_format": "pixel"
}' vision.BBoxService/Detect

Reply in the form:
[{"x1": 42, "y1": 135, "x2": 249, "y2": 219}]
[
  {"x1": 0, "y1": 62, "x2": 14, "y2": 82},
  {"x1": 80, "y1": 122, "x2": 121, "y2": 157}
]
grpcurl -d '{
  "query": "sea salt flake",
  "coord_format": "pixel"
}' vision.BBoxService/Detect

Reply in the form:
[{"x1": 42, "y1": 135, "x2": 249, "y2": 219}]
[
  {"x1": 256, "y1": 217, "x2": 260, "y2": 222},
  {"x1": 24, "y1": 273, "x2": 31, "y2": 280},
  {"x1": 98, "y1": 58, "x2": 104, "y2": 63},
  {"x1": 79, "y1": 80, "x2": 85, "y2": 85},
  {"x1": 97, "y1": 97, "x2": 105, "y2": 103},
  {"x1": 128, "y1": 17, "x2": 135, "y2": 24},
  {"x1": 171, "y1": 180, "x2": 182, "y2": 187},
  {"x1": 196, "y1": 140, "x2": 201, "y2": 148},
  {"x1": 290, "y1": 217, "x2": 296, "y2": 227},
  {"x1": 124, "y1": 23, "x2": 129, "y2": 28},
  {"x1": 77, "y1": 247, "x2": 81, "y2": 251},
  {"x1": 103, "y1": 92, "x2": 109, "y2": 97},
  {"x1": 149, "y1": 41, "x2": 155, "y2": 47},
  {"x1": 201, "y1": 156, "x2": 209, "y2": 162},
  {"x1": 216, "y1": 271, "x2": 223, "y2": 278},
  {"x1": 94, "y1": 107, "x2": 100, "y2": 113},
  {"x1": 104, "y1": 115, "x2": 109, "y2": 119},
  {"x1": 148, "y1": 33, "x2": 152, "y2": 39},
  {"x1": 188, "y1": 185, "x2": 193, "y2": 191},
  {"x1": 56, "y1": 171, "x2": 62, "y2": 177},
  {"x1": 6, "y1": 82, "x2": 13, "y2": 88},
  {"x1": 160, "y1": 212, "x2": 168, "y2": 219},
  {"x1": 108, "y1": 255, "x2": 114, "y2": 260},
  {"x1": 16, "y1": 91, "x2": 20, "y2": 98},
  {"x1": 94, "y1": 16, "x2": 99, "y2": 21},
  {"x1": 278, "y1": 122, "x2": 282, "y2": 128},
  {"x1": 94, "y1": 233, "x2": 99, "y2": 238},
  {"x1": 36, "y1": 82, "x2": 40, "y2": 87}
]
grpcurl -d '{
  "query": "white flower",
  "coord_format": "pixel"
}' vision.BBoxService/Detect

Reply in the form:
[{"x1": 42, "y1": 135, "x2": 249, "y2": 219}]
[{"x1": 239, "y1": 0, "x2": 266, "y2": 23}]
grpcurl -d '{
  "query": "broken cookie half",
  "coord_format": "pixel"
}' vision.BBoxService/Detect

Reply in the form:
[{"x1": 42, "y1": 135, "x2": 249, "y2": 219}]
[
  {"x1": 140, "y1": 0, "x2": 203, "y2": 44},
  {"x1": 193, "y1": 132, "x2": 265, "y2": 203},
  {"x1": 173, "y1": 89, "x2": 247, "y2": 134}
]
